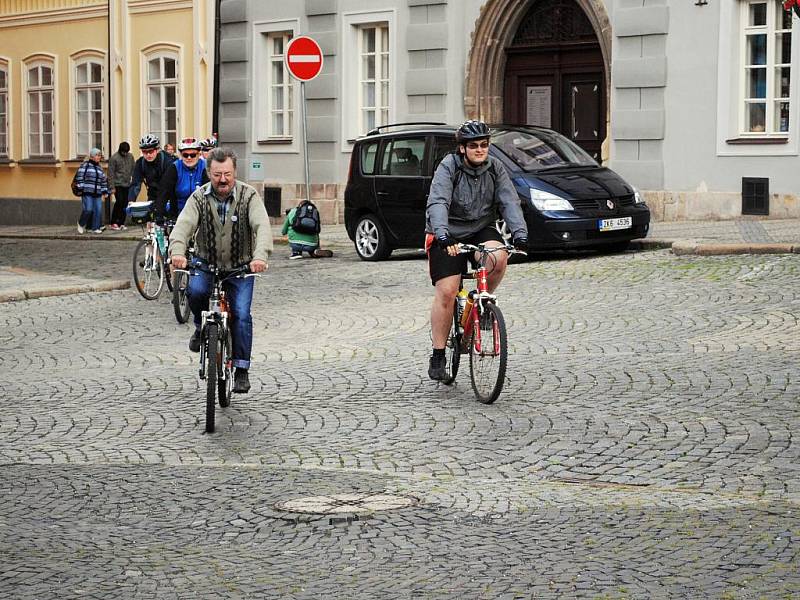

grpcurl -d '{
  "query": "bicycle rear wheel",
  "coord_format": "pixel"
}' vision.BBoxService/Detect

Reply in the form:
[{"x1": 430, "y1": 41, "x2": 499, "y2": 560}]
[
  {"x1": 172, "y1": 270, "x2": 191, "y2": 323},
  {"x1": 469, "y1": 302, "x2": 507, "y2": 404},
  {"x1": 205, "y1": 323, "x2": 218, "y2": 433},
  {"x1": 132, "y1": 238, "x2": 164, "y2": 300},
  {"x1": 218, "y1": 328, "x2": 233, "y2": 408},
  {"x1": 441, "y1": 300, "x2": 461, "y2": 385}
]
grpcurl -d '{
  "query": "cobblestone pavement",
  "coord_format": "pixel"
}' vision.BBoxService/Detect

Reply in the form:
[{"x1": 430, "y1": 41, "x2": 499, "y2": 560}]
[{"x1": 1, "y1": 238, "x2": 799, "y2": 599}]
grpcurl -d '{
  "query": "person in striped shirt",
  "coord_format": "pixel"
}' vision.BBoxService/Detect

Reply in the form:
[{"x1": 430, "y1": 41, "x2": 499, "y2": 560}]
[{"x1": 76, "y1": 147, "x2": 110, "y2": 234}]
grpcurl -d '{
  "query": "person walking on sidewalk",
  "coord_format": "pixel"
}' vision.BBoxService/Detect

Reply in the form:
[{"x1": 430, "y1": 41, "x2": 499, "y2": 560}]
[
  {"x1": 76, "y1": 148, "x2": 110, "y2": 234},
  {"x1": 107, "y1": 141, "x2": 135, "y2": 230},
  {"x1": 169, "y1": 147, "x2": 273, "y2": 394}
]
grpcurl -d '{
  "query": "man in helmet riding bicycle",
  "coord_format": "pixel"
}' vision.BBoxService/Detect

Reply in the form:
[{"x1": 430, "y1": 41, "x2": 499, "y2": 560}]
[
  {"x1": 425, "y1": 119, "x2": 528, "y2": 381},
  {"x1": 128, "y1": 134, "x2": 173, "y2": 206},
  {"x1": 154, "y1": 137, "x2": 209, "y2": 224}
]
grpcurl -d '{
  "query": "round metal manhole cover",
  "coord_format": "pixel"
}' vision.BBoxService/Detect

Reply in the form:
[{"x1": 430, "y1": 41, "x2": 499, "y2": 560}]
[{"x1": 274, "y1": 493, "x2": 418, "y2": 515}]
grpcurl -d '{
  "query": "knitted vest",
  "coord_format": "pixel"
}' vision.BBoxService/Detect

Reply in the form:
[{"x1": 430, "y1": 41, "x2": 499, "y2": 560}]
[{"x1": 195, "y1": 183, "x2": 255, "y2": 269}]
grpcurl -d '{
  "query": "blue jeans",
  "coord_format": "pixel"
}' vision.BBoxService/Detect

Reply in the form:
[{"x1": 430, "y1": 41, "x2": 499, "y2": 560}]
[
  {"x1": 187, "y1": 266, "x2": 255, "y2": 369},
  {"x1": 79, "y1": 194, "x2": 102, "y2": 230},
  {"x1": 290, "y1": 242, "x2": 317, "y2": 256}
]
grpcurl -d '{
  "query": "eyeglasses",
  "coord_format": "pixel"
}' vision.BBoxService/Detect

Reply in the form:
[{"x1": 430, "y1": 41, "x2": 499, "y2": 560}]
[
  {"x1": 466, "y1": 141, "x2": 490, "y2": 150},
  {"x1": 142, "y1": 148, "x2": 158, "y2": 154},
  {"x1": 181, "y1": 152, "x2": 198, "y2": 159}
]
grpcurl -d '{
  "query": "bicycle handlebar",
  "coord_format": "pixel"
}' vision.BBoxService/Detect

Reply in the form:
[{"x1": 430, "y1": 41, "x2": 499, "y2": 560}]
[{"x1": 457, "y1": 243, "x2": 527, "y2": 256}]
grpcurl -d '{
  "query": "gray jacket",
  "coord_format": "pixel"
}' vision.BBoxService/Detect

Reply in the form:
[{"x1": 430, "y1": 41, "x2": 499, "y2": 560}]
[
  {"x1": 425, "y1": 153, "x2": 527, "y2": 241},
  {"x1": 107, "y1": 152, "x2": 135, "y2": 187}
]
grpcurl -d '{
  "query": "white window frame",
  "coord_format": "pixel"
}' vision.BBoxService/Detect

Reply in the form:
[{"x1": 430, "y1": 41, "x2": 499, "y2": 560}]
[
  {"x1": 717, "y1": 2, "x2": 799, "y2": 156},
  {"x1": 252, "y1": 19, "x2": 299, "y2": 154},
  {"x1": 739, "y1": 0, "x2": 792, "y2": 136},
  {"x1": 358, "y1": 24, "x2": 390, "y2": 137},
  {"x1": 23, "y1": 57, "x2": 56, "y2": 158},
  {"x1": 341, "y1": 10, "x2": 396, "y2": 152},
  {"x1": 71, "y1": 52, "x2": 106, "y2": 158},
  {"x1": 0, "y1": 59, "x2": 9, "y2": 158},
  {"x1": 142, "y1": 48, "x2": 180, "y2": 149}
]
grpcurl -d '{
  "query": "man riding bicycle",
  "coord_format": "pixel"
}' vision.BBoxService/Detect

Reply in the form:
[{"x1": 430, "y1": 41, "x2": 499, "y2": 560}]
[
  {"x1": 425, "y1": 119, "x2": 528, "y2": 381},
  {"x1": 169, "y1": 147, "x2": 273, "y2": 394},
  {"x1": 128, "y1": 134, "x2": 173, "y2": 206}
]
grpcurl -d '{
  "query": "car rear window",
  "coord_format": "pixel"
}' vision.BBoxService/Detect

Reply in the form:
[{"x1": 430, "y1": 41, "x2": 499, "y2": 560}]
[
  {"x1": 360, "y1": 141, "x2": 379, "y2": 175},
  {"x1": 379, "y1": 138, "x2": 425, "y2": 176},
  {"x1": 491, "y1": 128, "x2": 596, "y2": 171}
]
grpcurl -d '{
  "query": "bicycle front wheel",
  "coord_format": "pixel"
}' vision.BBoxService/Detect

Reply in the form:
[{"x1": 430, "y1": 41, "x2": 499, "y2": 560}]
[
  {"x1": 132, "y1": 238, "x2": 164, "y2": 300},
  {"x1": 469, "y1": 302, "x2": 507, "y2": 404},
  {"x1": 172, "y1": 270, "x2": 191, "y2": 323},
  {"x1": 218, "y1": 327, "x2": 233, "y2": 408},
  {"x1": 205, "y1": 323, "x2": 218, "y2": 433},
  {"x1": 442, "y1": 300, "x2": 461, "y2": 385}
]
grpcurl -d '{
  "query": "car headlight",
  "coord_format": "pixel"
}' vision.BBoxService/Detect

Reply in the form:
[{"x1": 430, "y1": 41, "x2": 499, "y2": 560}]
[
  {"x1": 529, "y1": 188, "x2": 574, "y2": 211},
  {"x1": 633, "y1": 187, "x2": 645, "y2": 204}
]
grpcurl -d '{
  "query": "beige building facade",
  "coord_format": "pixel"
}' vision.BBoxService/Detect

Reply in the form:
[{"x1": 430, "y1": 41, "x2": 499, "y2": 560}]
[{"x1": 0, "y1": 0, "x2": 216, "y2": 225}]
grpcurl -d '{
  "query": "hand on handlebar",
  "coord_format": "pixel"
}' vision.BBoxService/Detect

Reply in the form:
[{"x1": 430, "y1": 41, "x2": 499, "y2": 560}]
[
  {"x1": 437, "y1": 235, "x2": 460, "y2": 257},
  {"x1": 171, "y1": 255, "x2": 187, "y2": 270},
  {"x1": 249, "y1": 259, "x2": 268, "y2": 273}
]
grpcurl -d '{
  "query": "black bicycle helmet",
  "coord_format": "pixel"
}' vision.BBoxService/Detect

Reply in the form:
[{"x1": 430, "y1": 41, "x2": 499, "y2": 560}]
[
  {"x1": 138, "y1": 133, "x2": 160, "y2": 149},
  {"x1": 455, "y1": 119, "x2": 491, "y2": 143}
]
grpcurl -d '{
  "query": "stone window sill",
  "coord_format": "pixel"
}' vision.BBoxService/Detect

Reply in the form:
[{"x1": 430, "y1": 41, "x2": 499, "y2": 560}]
[
  {"x1": 257, "y1": 138, "x2": 293, "y2": 145},
  {"x1": 726, "y1": 136, "x2": 789, "y2": 145},
  {"x1": 17, "y1": 158, "x2": 61, "y2": 166}
]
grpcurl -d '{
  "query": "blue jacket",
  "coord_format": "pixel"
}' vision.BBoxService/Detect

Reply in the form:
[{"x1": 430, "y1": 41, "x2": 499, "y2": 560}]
[{"x1": 76, "y1": 160, "x2": 109, "y2": 197}]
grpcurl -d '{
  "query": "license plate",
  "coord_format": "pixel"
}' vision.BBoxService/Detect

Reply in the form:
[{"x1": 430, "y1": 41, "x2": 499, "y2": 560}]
[{"x1": 598, "y1": 216, "x2": 632, "y2": 232}]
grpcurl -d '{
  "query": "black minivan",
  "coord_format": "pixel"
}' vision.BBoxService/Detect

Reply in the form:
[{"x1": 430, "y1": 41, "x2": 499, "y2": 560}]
[{"x1": 344, "y1": 123, "x2": 650, "y2": 261}]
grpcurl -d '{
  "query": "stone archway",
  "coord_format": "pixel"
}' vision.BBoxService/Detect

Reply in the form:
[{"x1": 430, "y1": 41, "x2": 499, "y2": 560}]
[{"x1": 464, "y1": 0, "x2": 611, "y2": 124}]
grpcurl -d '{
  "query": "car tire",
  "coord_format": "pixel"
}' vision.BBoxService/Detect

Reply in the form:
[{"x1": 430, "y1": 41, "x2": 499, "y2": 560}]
[{"x1": 354, "y1": 214, "x2": 392, "y2": 261}]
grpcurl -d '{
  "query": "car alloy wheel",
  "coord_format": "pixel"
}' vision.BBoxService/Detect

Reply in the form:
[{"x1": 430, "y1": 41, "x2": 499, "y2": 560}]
[{"x1": 356, "y1": 219, "x2": 379, "y2": 258}]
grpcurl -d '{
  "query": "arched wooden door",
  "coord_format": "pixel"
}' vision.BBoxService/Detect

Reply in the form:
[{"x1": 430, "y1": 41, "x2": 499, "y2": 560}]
[{"x1": 503, "y1": 0, "x2": 606, "y2": 160}]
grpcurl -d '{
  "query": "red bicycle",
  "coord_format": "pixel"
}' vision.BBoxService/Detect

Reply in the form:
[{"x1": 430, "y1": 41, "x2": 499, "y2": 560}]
[{"x1": 442, "y1": 242, "x2": 526, "y2": 404}]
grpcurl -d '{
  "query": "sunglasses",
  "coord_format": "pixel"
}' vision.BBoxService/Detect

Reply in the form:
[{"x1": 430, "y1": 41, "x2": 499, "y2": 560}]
[
  {"x1": 466, "y1": 141, "x2": 490, "y2": 150},
  {"x1": 182, "y1": 152, "x2": 198, "y2": 159}
]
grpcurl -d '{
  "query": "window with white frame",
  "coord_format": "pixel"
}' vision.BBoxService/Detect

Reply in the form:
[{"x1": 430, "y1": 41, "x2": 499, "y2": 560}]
[
  {"x1": 267, "y1": 31, "x2": 294, "y2": 139},
  {"x1": 146, "y1": 53, "x2": 178, "y2": 148},
  {"x1": 27, "y1": 62, "x2": 54, "y2": 156},
  {"x1": 358, "y1": 24, "x2": 390, "y2": 134},
  {"x1": 741, "y1": 1, "x2": 793, "y2": 135},
  {"x1": 75, "y1": 58, "x2": 104, "y2": 156},
  {"x1": 0, "y1": 65, "x2": 8, "y2": 156}
]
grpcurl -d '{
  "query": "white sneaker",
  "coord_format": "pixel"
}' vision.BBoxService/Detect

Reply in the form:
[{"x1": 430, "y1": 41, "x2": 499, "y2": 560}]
[
  {"x1": 289, "y1": 254, "x2": 303, "y2": 260},
  {"x1": 92, "y1": 228, "x2": 104, "y2": 234},
  {"x1": 77, "y1": 223, "x2": 85, "y2": 234},
  {"x1": 119, "y1": 224, "x2": 127, "y2": 230}
]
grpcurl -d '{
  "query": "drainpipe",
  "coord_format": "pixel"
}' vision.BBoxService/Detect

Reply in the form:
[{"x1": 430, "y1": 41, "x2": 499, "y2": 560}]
[
  {"x1": 212, "y1": 0, "x2": 221, "y2": 137},
  {"x1": 105, "y1": 0, "x2": 112, "y2": 224}
]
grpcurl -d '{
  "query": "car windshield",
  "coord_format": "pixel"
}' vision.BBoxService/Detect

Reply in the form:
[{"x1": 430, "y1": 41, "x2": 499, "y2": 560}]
[{"x1": 491, "y1": 128, "x2": 597, "y2": 171}]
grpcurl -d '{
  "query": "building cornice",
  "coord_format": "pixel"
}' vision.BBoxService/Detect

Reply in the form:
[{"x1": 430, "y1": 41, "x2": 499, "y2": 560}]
[
  {"x1": 0, "y1": 5, "x2": 106, "y2": 28},
  {"x1": 128, "y1": 0, "x2": 193, "y2": 14}
]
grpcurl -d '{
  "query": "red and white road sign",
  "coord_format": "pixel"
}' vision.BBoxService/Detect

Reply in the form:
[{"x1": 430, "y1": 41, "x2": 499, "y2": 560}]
[{"x1": 285, "y1": 36, "x2": 324, "y2": 82}]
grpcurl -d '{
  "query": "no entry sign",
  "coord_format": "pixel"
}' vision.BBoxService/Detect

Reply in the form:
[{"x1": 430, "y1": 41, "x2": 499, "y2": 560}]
[{"x1": 285, "y1": 36, "x2": 324, "y2": 82}]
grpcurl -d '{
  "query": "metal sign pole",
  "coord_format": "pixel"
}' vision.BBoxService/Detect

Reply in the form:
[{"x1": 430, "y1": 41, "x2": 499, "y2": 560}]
[{"x1": 301, "y1": 81, "x2": 311, "y2": 201}]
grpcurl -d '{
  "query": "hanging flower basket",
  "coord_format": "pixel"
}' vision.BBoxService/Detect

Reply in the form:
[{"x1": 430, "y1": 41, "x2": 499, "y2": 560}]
[{"x1": 784, "y1": 0, "x2": 800, "y2": 18}]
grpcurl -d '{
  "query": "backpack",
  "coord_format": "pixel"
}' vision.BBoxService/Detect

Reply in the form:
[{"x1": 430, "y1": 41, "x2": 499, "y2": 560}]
[
  {"x1": 70, "y1": 165, "x2": 84, "y2": 197},
  {"x1": 291, "y1": 201, "x2": 321, "y2": 234}
]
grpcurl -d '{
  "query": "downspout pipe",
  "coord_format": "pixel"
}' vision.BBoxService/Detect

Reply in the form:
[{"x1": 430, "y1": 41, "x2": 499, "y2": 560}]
[
  {"x1": 212, "y1": 0, "x2": 221, "y2": 138},
  {"x1": 105, "y1": 0, "x2": 112, "y2": 223}
]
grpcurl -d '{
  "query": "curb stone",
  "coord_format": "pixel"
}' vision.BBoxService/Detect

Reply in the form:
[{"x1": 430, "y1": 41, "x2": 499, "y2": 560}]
[{"x1": 0, "y1": 279, "x2": 130, "y2": 303}]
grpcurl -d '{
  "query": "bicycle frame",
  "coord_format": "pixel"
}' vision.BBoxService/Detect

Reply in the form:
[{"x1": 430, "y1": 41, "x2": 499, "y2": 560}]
[{"x1": 458, "y1": 243, "x2": 524, "y2": 354}]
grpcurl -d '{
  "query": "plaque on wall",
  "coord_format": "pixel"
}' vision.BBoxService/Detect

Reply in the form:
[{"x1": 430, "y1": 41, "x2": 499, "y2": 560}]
[{"x1": 526, "y1": 86, "x2": 551, "y2": 128}]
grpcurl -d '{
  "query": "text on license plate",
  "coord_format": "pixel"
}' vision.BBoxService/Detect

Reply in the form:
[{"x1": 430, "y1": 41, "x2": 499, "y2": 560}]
[{"x1": 598, "y1": 216, "x2": 632, "y2": 232}]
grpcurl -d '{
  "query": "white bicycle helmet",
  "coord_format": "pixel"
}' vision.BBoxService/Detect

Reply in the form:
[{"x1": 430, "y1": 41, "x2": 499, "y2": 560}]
[
  {"x1": 199, "y1": 137, "x2": 218, "y2": 151},
  {"x1": 177, "y1": 137, "x2": 202, "y2": 152},
  {"x1": 138, "y1": 133, "x2": 160, "y2": 149}
]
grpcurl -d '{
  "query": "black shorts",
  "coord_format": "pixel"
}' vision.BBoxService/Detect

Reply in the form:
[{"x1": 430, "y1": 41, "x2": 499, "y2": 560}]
[{"x1": 425, "y1": 226, "x2": 504, "y2": 285}]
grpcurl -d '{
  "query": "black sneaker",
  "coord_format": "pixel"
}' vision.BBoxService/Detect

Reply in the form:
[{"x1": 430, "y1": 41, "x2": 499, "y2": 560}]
[
  {"x1": 428, "y1": 354, "x2": 447, "y2": 381},
  {"x1": 189, "y1": 330, "x2": 201, "y2": 353},
  {"x1": 233, "y1": 369, "x2": 250, "y2": 394}
]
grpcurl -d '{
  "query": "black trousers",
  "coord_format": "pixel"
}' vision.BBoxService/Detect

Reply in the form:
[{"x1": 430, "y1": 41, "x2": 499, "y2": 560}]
[{"x1": 110, "y1": 186, "x2": 130, "y2": 226}]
